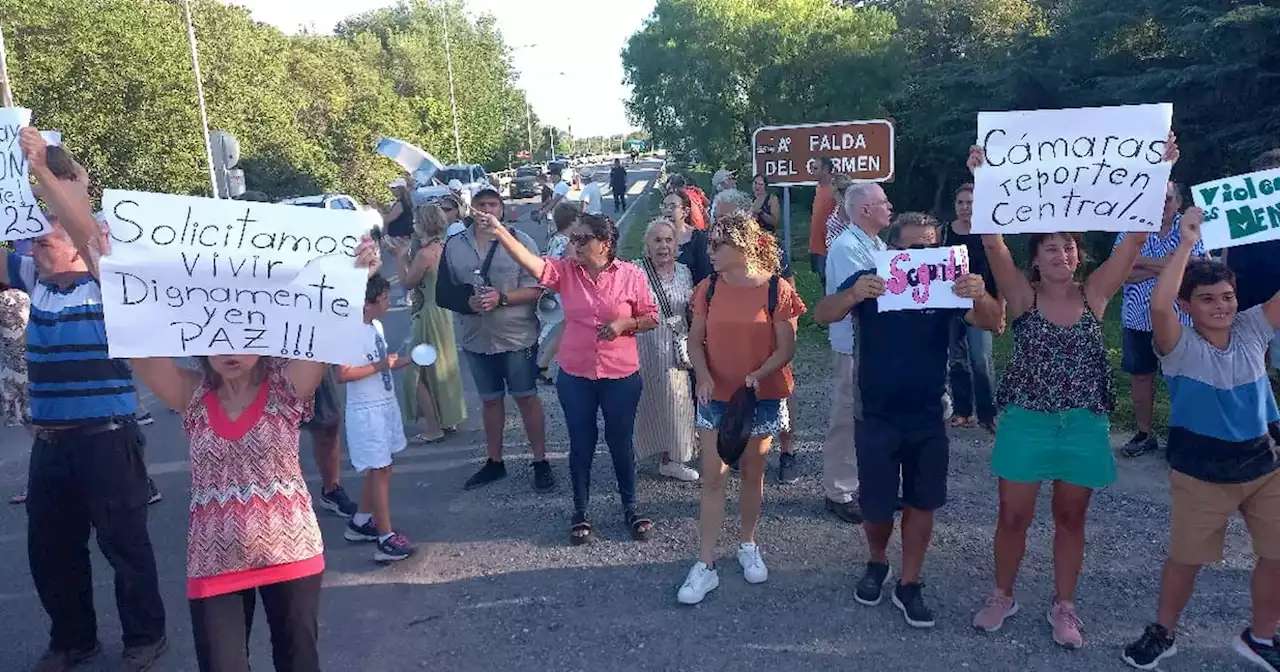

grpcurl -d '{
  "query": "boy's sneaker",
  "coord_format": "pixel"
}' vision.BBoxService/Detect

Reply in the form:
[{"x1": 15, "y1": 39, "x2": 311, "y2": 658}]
[
  {"x1": 318, "y1": 486, "x2": 357, "y2": 518},
  {"x1": 659, "y1": 461, "x2": 699, "y2": 482},
  {"x1": 676, "y1": 561, "x2": 719, "y2": 605},
  {"x1": 1048, "y1": 600, "x2": 1084, "y2": 649},
  {"x1": 1233, "y1": 628, "x2": 1280, "y2": 671},
  {"x1": 1122, "y1": 623, "x2": 1177, "y2": 670},
  {"x1": 892, "y1": 581, "x2": 936, "y2": 629},
  {"x1": 973, "y1": 591, "x2": 1019, "y2": 632},
  {"x1": 736, "y1": 542, "x2": 768, "y2": 584},
  {"x1": 147, "y1": 478, "x2": 162, "y2": 505},
  {"x1": 531, "y1": 460, "x2": 555, "y2": 493},
  {"x1": 854, "y1": 561, "x2": 893, "y2": 606},
  {"x1": 344, "y1": 518, "x2": 379, "y2": 543},
  {"x1": 1121, "y1": 432, "x2": 1159, "y2": 458},
  {"x1": 374, "y1": 533, "x2": 414, "y2": 563},
  {"x1": 135, "y1": 412, "x2": 155, "y2": 426},
  {"x1": 464, "y1": 459, "x2": 507, "y2": 490},
  {"x1": 777, "y1": 452, "x2": 799, "y2": 484}
]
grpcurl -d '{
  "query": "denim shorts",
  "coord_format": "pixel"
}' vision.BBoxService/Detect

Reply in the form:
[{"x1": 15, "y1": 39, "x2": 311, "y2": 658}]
[
  {"x1": 1121, "y1": 328, "x2": 1159, "y2": 375},
  {"x1": 695, "y1": 399, "x2": 789, "y2": 437},
  {"x1": 463, "y1": 346, "x2": 539, "y2": 402}
]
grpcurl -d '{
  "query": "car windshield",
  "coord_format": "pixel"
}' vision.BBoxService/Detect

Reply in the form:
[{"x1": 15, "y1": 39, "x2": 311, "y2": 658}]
[
  {"x1": 548, "y1": 161, "x2": 567, "y2": 172},
  {"x1": 437, "y1": 167, "x2": 472, "y2": 184},
  {"x1": 516, "y1": 167, "x2": 538, "y2": 177}
]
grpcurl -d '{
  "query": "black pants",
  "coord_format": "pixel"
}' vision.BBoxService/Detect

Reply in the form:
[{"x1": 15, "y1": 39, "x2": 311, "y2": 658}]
[
  {"x1": 27, "y1": 422, "x2": 166, "y2": 651},
  {"x1": 613, "y1": 191, "x2": 626, "y2": 211},
  {"x1": 190, "y1": 573, "x2": 322, "y2": 672}
]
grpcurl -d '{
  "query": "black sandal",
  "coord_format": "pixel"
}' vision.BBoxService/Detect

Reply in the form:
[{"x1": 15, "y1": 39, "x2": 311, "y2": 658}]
[
  {"x1": 570, "y1": 514, "x2": 592, "y2": 546},
  {"x1": 627, "y1": 512, "x2": 653, "y2": 541}
]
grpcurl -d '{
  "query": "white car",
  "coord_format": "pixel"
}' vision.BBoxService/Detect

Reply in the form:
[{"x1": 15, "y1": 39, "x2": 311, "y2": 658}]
[
  {"x1": 278, "y1": 194, "x2": 381, "y2": 229},
  {"x1": 436, "y1": 164, "x2": 492, "y2": 197}
]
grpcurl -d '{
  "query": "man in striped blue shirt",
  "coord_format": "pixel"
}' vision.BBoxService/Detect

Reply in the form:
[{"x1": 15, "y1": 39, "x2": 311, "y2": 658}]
[
  {"x1": 8, "y1": 129, "x2": 167, "y2": 671},
  {"x1": 1113, "y1": 182, "x2": 1208, "y2": 458}
]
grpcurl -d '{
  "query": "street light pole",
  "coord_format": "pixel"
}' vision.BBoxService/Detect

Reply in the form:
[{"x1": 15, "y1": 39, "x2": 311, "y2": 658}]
[
  {"x1": 0, "y1": 27, "x2": 13, "y2": 107},
  {"x1": 181, "y1": 0, "x2": 218, "y2": 197},
  {"x1": 441, "y1": 3, "x2": 462, "y2": 164},
  {"x1": 525, "y1": 100, "x2": 533, "y2": 159}
]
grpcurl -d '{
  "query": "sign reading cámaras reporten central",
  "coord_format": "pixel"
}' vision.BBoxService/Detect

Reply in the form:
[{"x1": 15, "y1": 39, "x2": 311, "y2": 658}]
[
  {"x1": 98, "y1": 190, "x2": 372, "y2": 364},
  {"x1": 751, "y1": 120, "x2": 895, "y2": 187}
]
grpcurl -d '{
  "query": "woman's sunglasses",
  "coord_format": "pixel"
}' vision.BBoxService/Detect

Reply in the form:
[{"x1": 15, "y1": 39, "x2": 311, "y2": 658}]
[{"x1": 569, "y1": 233, "x2": 598, "y2": 246}]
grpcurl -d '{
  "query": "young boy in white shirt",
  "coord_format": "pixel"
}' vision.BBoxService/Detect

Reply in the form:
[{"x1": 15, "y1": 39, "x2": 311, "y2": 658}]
[{"x1": 338, "y1": 274, "x2": 415, "y2": 562}]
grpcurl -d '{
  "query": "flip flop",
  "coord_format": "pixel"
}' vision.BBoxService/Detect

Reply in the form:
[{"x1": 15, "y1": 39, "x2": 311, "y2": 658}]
[
  {"x1": 9, "y1": 492, "x2": 27, "y2": 505},
  {"x1": 409, "y1": 432, "x2": 445, "y2": 445}
]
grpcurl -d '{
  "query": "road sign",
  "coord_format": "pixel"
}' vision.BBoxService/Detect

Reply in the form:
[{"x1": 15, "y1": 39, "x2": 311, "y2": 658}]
[{"x1": 751, "y1": 119, "x2": 894, "y2": 187}]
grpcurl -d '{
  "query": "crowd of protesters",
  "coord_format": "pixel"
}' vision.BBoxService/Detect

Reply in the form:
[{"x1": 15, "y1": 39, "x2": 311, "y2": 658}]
[{"x1": 3, "y1": 122, "x2": 1279, "y2": 672}]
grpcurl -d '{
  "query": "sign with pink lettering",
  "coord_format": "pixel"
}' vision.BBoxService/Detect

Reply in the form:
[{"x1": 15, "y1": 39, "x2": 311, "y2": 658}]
[{"x1": 874, "y1": 245, "x2": 973, "y2": 312}]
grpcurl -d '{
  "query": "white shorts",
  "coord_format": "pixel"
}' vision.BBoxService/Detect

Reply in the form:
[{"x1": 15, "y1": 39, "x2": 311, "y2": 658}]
[{"x1": 345, "y1": 398, "x2": 407, "y2": 473}]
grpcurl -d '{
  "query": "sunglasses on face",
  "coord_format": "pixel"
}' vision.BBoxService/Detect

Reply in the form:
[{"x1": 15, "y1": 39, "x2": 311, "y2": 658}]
[
  {"x1": 569, "y1": 233, "x2": 598, "y2": 245},
  {"x1": 441, "y1": 205, "x2": 457, "y2": 213}
]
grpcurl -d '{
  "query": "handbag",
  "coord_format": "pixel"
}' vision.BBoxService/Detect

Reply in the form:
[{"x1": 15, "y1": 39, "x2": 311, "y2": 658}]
[{"x1": 641, "y1": 257, "x2": 693, "y2": 370}]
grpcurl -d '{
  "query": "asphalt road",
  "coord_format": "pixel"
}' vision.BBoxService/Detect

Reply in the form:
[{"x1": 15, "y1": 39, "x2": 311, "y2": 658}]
[{"x1": 0, "y1": 156, "x2": 1265, "y2": 671}]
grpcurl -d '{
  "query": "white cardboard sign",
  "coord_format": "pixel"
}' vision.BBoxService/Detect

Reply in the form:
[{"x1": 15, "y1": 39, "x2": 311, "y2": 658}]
[
  {"x1": 98, "y1": 190, "x2": 373, "y2": 364},
  {"x1": 874, "y1": 245, "x2": 973, "y2": 312},
  {"x1": 0, "y1": 107, "x2": 52, "y2": 241},
  {"x1": 1192, "y1": 166, "x2": 1280, "y2": 250},
  {"x1": 972, "y1": 103, "x2": 1173, "y2": 234}
]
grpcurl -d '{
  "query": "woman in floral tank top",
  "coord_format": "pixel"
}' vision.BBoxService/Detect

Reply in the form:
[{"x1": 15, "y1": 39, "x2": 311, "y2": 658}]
[
  {"x1": 966, "y1": 140, "x2": 1177, "y2": 648},
  {"x1": 131, "y1": 237, "x2": 381, "y2": 671}
]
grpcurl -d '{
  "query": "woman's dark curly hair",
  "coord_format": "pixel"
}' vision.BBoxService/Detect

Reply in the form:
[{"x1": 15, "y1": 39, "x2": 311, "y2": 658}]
[{"x1": 579, "y1": 213, "x2": 620, "y2": 262}]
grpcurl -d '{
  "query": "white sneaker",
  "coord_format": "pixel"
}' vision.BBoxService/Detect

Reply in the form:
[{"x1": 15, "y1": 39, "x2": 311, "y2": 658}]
[
  {"x1": 677, "y1": 561, "x2": 719, "y2": 605},
  {"x1": 737, "y1": 542, "x2": 768, "y2": 584},
  {"x1": 659, "y1": 461, "x2": 699, "y2": 482}
]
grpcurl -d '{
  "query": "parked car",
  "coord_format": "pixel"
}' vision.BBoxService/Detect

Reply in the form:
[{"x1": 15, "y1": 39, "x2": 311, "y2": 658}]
[
  {"x1": 436, "y1": 163, "x2": 491, "y2": 197},
  {"x1": 547, "y1": 160, "x2": 576, "y2": 186},
  {"x1": 509, "y1": 165, "x2": 541, "y2": 199},
  {"x1": 278, "y1": 194, "x2": 382, "y2": 230}
]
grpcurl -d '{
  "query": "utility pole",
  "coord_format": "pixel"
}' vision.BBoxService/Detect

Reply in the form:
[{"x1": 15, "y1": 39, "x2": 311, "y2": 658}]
[{"x1": 525, "y1": 100, "x2": 533, "y2": 160}]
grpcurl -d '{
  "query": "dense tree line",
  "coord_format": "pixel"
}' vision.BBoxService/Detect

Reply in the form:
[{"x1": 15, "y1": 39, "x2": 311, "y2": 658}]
[
  {"x1": 624, "y1": 0, "x2": 1280, "y2": 221},
  {"x1": 3, "y1": 0, "x2": 564, "y2": 201}
]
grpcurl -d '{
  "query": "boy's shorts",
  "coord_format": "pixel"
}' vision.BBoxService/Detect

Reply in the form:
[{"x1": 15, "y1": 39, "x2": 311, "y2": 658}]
[
  {"x1": 346, "y1": 398, "x2": 407, "y2": 473},
  {"x1": 855, "y1": 415, "x2": 949, "y2": 524},
  {"x1": 1169, "y1": 468, "x2": 1280, "y2": 565}
]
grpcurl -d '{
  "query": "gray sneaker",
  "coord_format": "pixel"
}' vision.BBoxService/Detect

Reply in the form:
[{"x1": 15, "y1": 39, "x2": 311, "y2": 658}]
[
  {"x1": 1121, "y1": 433, "x2": 1159, "y2": 458},
  {"x1": 777, "y1": 452, "x2": 800, "y2": 484},
  {"x1": 120, "y1": 637, "x2": 167, "y2": 672},
  {"x1": 374, "y1": 533, "x2": 414, "y2": 563},
  {"x1": 32, "y1": 643, "x2": 101, "y2": 672}
]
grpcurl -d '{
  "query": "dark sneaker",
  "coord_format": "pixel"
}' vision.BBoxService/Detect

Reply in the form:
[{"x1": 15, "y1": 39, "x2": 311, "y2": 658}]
[
  {"x1": 464, "y1": 459, "x2": 507, "y2": 490},
  {"x1": 532, "y1": 460, "x2": 555, "y2": 493},
  {"x1": 1234, "y1": 628, "x2": 1280, "y2": 671},
  {"x1": 854, "y1": 561, "x2": 892, "y2": 606},
  {"x1": 892, "y1": 581, "x2": 936, "y2": 628},
  {"x1": 32, "y1": 643, "x2": 101, "y2": 672},
  {"x1": 1121, "y1": 432, "x2": 1159, "y2": 458},
  {"x1": 1123, "y1": 623, "x2": 1177, "y2": 670},
  {"x1": 146, "y1": 478, "x2": 162, "y2": 505},
  {"x1": 777, "y1": 452, "x2": 799, "y2": 484},
  {"x1": 825, "y1": 498, "x2": 864, "y2": 524},
  {"x1": 135, "y1": 412, "x2": 155, "y2": 426},
  {"x1": 344, "y1": 518, "x2": 379, "y2": 543},
  {"x1": 374, "y1": 533, "x2": 414, "y2": 563},
  {"x1": 120, "y1": 636, "x2": 167, "y2": 672},
  {"x1": 318, "y1": 486, "x2": 357, "y2": 518}
]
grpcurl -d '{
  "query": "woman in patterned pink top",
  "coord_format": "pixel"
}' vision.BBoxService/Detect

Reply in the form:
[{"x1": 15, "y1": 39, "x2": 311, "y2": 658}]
[
  {"x1": 131, "y1": 237, "x2": 380, "y2": 672},
  {"x1": 481, "y1": 211, "x2": 659, "y2": 546}
]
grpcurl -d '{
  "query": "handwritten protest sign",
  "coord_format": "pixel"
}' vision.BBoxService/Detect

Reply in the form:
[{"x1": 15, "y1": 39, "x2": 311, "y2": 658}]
[
  {"x1": 972, "y1": 103, "x2": 1173, "y2": 234},
  {"x1": 874, "y1": 245, "x2": 973, "y2": 312},
  {"x1": 1192, "y1": 167, "x2": 1280, "y2": 250},
  {"x1": 98, "y1": 191, "x2": 372, "y2": 364},
  {"x1": 0, "y1": 108, "x2": 51, "y2": 241}
]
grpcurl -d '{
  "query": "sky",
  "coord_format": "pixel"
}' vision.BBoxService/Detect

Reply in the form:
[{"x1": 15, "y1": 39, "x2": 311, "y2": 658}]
[{"x1": 229, "y1": 0, "x2": 656, "y2": 138}]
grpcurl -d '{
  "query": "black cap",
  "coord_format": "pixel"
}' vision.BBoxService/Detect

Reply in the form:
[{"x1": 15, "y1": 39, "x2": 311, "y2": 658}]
[{"x1": 472, "y1": 185, "x2": 503, "y2": 201}]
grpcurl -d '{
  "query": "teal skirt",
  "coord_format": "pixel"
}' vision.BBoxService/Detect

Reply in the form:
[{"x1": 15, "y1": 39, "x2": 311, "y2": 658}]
[{"x1": 991, "y1": 405, "x2": 1115, "y2": 489}]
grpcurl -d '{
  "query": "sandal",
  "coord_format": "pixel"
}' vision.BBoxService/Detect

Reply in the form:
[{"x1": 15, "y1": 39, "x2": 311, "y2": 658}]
[
  {"x1": 627, "y1": 512, "x2": 653, "y2": 542},
  {"x1": 570, "y1": 514, "x2": 592, "y2": 546},
  {"x1": 9, "y1": 492, "x2": 26, "y2": 505},
  {"x1": 950, "y1": 415, "x2": 976, "y2": 428},
  {"x1": 408, "y1": 432, "x2": 445, "y2": 445}
]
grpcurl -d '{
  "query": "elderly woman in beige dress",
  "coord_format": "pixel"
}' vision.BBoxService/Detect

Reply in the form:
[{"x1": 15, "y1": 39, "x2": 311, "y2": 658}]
[{"x1": 634, "y1": 219, "x2": 699, "y2": 481}]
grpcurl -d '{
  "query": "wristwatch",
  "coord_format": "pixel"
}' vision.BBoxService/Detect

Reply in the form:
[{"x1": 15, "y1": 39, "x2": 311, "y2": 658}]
[{"x1": 498, "y1": 292, "x2": 509, "y2": 307}]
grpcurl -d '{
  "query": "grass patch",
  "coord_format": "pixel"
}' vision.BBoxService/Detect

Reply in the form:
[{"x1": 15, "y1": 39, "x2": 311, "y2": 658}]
[{"x1": 779, "y1": 203, "x2": 1169, "y2": 434}]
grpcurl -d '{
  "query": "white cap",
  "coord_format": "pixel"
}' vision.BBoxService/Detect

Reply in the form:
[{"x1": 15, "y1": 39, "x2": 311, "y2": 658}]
[
  {"x1": 712, "y1": 169, "x2": 736, "y2": 189},
  {"x1": 447, "y1": 178, "x2": 464, "y2": 191},
  {"x1": 388, "y1": 178, "x2": 407, "y2": 189}
]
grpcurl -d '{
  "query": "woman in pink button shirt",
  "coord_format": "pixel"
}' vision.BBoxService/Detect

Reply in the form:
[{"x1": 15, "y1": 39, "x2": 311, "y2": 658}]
[{"x1": 483, "y1": 213, "x2": 659, "y2": 545}]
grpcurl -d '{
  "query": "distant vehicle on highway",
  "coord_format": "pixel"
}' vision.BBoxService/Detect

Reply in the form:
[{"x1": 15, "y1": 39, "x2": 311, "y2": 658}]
[
  {"x1": 547, "y1": 160, "x2": 576, "y2": 186},
  {"x1": 509, "y1": 165, "x2": 541, "y2": 199},
  {"x1": 436, "y1": 163, "x2": 492, "y2": 196}
]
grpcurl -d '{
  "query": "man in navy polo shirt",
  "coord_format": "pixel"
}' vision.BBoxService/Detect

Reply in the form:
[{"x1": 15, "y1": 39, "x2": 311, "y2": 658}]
[
  {"x1": 10, "y1": 129, "x2": 167, "y2": 671},
  {"x1": 814, "y1": 212, "x2": 1003, "y2": 631}
]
